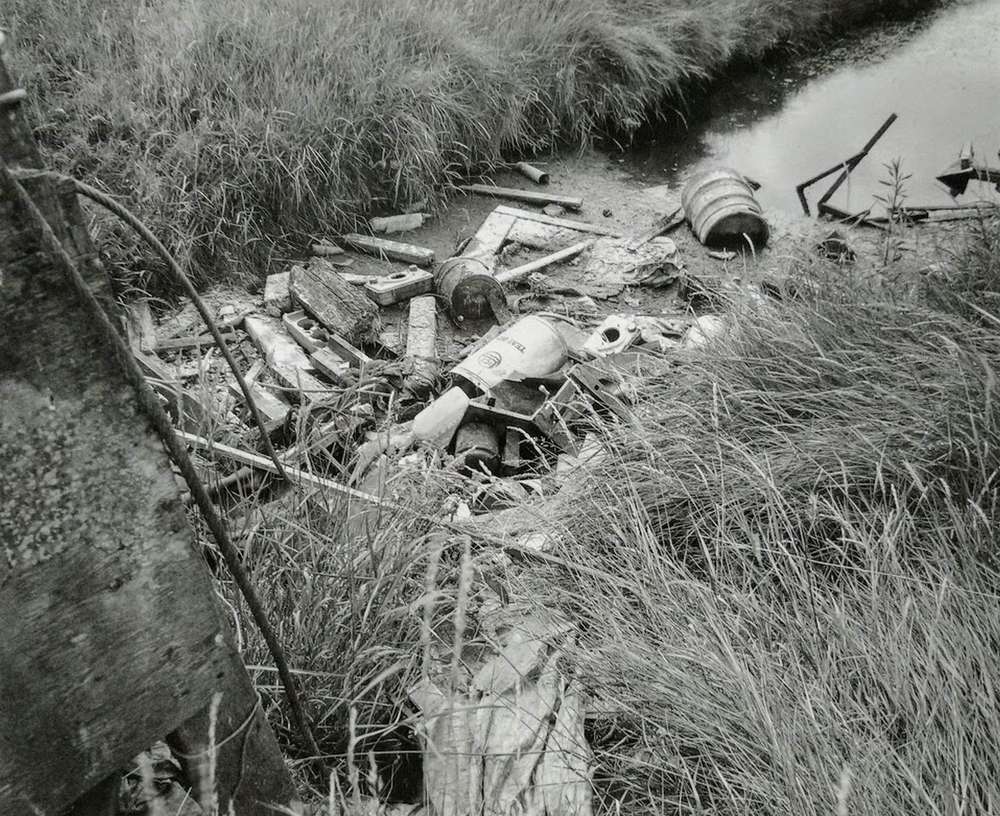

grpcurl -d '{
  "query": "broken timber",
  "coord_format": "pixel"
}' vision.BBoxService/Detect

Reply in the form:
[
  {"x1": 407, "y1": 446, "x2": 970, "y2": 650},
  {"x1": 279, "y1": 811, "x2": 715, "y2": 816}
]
[
  {"x1": 494, "y1": 205, "x2": 622, "y2": 237},
  {"x1": 460, "y1": 183, "x2": 583, "y2": 211},
  {"x1": 243, "y1": 314, "x2": 331, "y2": 400},
  {"x1": 341, "y1": 233, "x2": 435, "y2": 266},
  {"x1": 496, "y1": 240, "x2": 595, "y2": 285},
  {"x1": 290, "y1": 261, "x2": 379, "y2": 345}
]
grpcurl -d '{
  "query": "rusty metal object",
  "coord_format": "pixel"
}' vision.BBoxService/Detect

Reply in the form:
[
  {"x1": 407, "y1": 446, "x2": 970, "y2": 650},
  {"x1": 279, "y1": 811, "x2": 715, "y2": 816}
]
[
  {"x1": 681, "y1": 167, "x2": 768, "y2": 249},
  {"x1": 435, "y1": 256, "x2": 506, "y2": 322},
  {"x1": 514, "y1": 161, "x2": 550, "y2": 185},
  {"x1": 454, "y1": 421, "x2": 502, "y2": 473},
  {"x1": 464, "y1": 379, "x2": 584, "y2": 455}
]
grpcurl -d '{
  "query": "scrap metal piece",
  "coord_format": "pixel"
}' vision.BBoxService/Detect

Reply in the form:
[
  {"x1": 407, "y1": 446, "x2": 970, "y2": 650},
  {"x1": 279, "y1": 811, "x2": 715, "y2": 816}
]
[
  {"x1": 817, "y1": 113, "x2": 898, "y2": 209},
  {"x1": 582, "y1": 315, "x2": 640, "y2": 357},
  {"x1": 514, "y1": 161, "x2": 550, "y2": 185},
  {"x1": 363, "y1": 265, "x2": 434, "y2": 305},
  {"x1": 435, "y1": 256, "x2": 506, "y2": 323},
  {"x1": 454, "y1": 421, "x2": 502, "y2": 473},
  {"x1": 465, "y1": 379, "x2": 584, "y2": 455}
]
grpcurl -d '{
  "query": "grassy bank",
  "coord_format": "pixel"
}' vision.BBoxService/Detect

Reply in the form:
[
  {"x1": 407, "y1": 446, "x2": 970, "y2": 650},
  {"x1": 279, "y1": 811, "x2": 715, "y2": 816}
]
[
  {"x1": 221, "y1": 217, "x2": 1000, "y2": 814},
  {"x1": 6, "y1": 0, "x2": 934, "y2": 287}
]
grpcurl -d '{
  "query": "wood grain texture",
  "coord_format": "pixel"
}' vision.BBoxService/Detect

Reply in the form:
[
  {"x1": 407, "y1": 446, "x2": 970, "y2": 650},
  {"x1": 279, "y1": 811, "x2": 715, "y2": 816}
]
[
  {"x1": 290, "y1": 261, "x2": 380, "y2": 344},
  {"x1": 341, "y1": 233, "x2": 435, "y2": 266},
  {"x1": 0, "y1": 57, "x2": 296, "y2": 813}
]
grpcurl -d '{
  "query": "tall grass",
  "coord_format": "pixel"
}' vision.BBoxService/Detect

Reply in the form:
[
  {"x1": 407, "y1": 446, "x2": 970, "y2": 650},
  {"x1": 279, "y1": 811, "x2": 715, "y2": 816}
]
[
  {"x1": 5, "y1": 0, "x2": 934, "y2": 286},
  {"x1": 217, "y1": 219, "x2": 1000, "y2": 814},
  {"x1": 514, "y1": 222, "x2": 1000, "y2": 814}
]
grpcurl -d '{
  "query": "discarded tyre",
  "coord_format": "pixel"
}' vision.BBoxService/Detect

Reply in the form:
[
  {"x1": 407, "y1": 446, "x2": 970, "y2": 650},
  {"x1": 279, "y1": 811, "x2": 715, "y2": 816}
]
[{"x1": 681, "y1": 167, "x2": 769, "y2": 250}]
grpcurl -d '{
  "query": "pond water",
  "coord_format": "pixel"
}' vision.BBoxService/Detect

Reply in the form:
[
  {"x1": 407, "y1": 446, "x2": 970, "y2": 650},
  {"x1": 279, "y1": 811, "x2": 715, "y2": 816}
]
[{"x1": 624, "y1": 0, "x2": 1000, "y2": 216}]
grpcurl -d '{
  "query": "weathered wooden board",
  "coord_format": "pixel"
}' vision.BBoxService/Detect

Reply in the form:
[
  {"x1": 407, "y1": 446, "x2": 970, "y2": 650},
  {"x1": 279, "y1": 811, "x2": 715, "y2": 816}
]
[
  {"x1": 244, "y1": 314, "x2": 331, "y2": 400},
  {"x1": 462, "y1": 209, "x2": 516, "y2": 265},
  {"x1": 289, "y1": 261, "x2": 380, "y2": 344},
  {"x1": 0, "y1": 52, "x2": 296, "y2": 814},
  {"x1": 341, "y1": 233, "x2": 436, "y2": 266},
  {"x1": 460, "y1": 184, "x2": 583, "y2": 211},
  {"x1": 494, "y1": 205, "x2": 622, "y2": 237}
]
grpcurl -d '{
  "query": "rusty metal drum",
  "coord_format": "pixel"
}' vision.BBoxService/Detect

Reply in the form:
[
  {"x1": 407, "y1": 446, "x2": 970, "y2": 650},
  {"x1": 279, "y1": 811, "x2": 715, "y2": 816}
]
[
  {"x1": 434, "y1": 256, "x2": 506, "y2": 322},
  {"x1": 681, "y1": 167, "x2": 769, "y2": 249}
]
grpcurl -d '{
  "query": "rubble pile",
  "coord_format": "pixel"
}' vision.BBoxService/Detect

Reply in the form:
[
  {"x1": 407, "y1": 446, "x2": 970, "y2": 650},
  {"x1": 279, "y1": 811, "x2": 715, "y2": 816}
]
[{"x1": 128, "y1": 176, "x2": 756, "y2": 816}]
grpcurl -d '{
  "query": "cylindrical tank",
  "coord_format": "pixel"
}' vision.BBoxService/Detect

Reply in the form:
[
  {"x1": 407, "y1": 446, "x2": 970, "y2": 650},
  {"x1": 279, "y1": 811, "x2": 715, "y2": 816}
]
[
  {"x1": 452, "y1": 314, "x2": 568, "y2": 392},
  {"x1": 454, "y1": 421, "x2": 501, "y2": 474},
  {"x1": 681, "y1": 167, "x2": 768, "y2": 249},
  {"x1": 435, "y1": 256, "x2": 506, "y2": 322}
]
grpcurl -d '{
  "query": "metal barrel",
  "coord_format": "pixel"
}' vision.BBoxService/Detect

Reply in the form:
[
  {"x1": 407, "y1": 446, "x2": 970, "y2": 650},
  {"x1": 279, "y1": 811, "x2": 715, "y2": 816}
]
[
  {"x1": 435, "y1": 256, "x2": 505, "y2": 322},
  {"x1": 681, "y1": 167, "x2": 768, "y2": 249}
]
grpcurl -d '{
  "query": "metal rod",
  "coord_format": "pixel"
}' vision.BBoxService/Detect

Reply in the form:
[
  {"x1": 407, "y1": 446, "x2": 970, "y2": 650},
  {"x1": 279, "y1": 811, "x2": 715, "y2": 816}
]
[
  {"x1": 795, "y1": 150, "x2": 865, "y2": 215},
  {"x1": 818, "y1": 113, "x2": 898, "y2": 208}
]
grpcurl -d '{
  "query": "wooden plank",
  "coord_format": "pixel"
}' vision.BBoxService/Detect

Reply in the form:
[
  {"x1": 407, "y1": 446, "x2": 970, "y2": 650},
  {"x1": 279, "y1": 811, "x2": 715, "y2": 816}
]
[
  {"x1": 243, "y1": 314, "x2": 331, "y2": 400},
  {"x1": 463, "y1": 209, "x2": 516, "y2": 265},
  {"x1": 341, "y1": 233, "x2": 435, "y2": 266},
  {"x1": 227, "y1": 379, "x2": 290, "y2": 433},
  {"x1": 403, "y1": 295, "x2": 438, "y2": 395},
  {"x1": 495, "y1": 240, "x2": 595, "y2": 285},
  {"x1": 263, "y1": 270, "x2": 291, "y2": 316},
  {"x1": 0, "y1": 102, "x2": 294, "y2": 815},
  {"x1": 167, "y1": 648, "x2": 301, "y2": 816},
  {"x1": 460, "y1": 184, "x2": 583, "y2": 211},
  {"x1": 369, "y1": 213, "x2": 425, "y2": 233},
  {"x1": 155, "y1": 329, "x2": 237, "y2": 351},
  {"x1": 177, "y1": 431, "x2": 389, "y2": 506},
  {"x1": 289, "y1": 262, "x2": 380, "y2": 344},
  {"x1": 494, "y1": 205, "x2": 622, "y2": 237},
  {"x1": 309, "y1": 347, "x2": 351, "y2": 384}
]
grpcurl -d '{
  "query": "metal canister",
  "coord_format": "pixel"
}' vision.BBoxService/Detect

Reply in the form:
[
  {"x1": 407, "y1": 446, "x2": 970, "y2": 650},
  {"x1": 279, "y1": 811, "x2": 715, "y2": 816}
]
[
  {"x1": 435, "y1": 256, "x2": 506, "y2": 323},
  {"x1": 681, "y1": 167, "x2": 768, "y2": 249},
  {"x1": 454, "y1": 421, "x2": 501, "y2": 474},
  {"x1": 452, "y1": 314, "x2": 568, "y2": 393}
]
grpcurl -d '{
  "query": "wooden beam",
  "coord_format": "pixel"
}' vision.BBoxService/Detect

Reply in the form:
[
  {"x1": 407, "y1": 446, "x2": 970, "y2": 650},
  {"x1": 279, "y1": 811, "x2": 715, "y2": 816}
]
[
  {"x1": 176, "y1": 431, "x2": 389, "y2": 506},
  {"x1": 495, "y1": 240, "x2": 595, "y2": 285},
  {"x1": 341, "y1": 233, "x2": 435, "y2": 266},
  {"x1": 290, "y1": 262, "x2": 380, "y2": 344},
  {"x1": 493, "y1": 205, "x2": 622, "y2": 237},
  {"x1": 460, "y1": 184, "x2": 583, "y2": 211}
]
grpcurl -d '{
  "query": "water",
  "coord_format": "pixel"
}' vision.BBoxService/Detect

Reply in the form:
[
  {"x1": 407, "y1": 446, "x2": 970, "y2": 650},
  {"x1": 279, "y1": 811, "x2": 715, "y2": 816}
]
[{"x1": 625, "y1": 0, "x2": 1000, "y2": 216}]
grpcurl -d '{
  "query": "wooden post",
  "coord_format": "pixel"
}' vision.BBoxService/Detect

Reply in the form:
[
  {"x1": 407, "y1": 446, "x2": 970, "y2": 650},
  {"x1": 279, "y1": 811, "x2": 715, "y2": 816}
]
[{"x1": 0, "y1": 42, "x2": 298, "y2": 815}]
